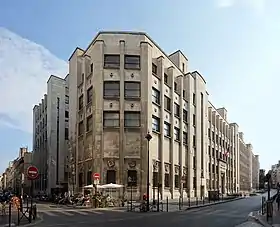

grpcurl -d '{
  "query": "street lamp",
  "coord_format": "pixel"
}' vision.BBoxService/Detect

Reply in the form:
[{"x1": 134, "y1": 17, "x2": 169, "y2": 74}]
[
  {"x1": 266, "y1": 172, "x2": 271, "y2": 200},
  {"x1": 145, "y1": 132, "x2": 152, "y2": 212}
]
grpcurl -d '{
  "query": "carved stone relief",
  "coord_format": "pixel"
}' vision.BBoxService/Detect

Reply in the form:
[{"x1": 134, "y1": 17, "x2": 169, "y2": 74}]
[
  {"x1": 107, "y1": 160, "x2": 115, "y2": 168},
  {"x1": 153, "y1": 160, "x2": 159, "y2": 172},
  {"x1": 164, "y1": 163, "x2": 170, "y2": 173},
  {"x1": 175, "y1": 165, "x2": 180, "y2": 175},
  {"x1": 128, "y1": 160, "x2": 136, "y2": 169}
]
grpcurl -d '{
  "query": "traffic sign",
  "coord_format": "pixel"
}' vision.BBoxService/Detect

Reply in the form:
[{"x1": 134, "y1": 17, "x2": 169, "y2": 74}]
[
  {"x1": 27, "y1": 166, "x2": 39, "y2": 180},
  {"x1": 92, "y1": 173, "x2": 100, "y2": 180}
]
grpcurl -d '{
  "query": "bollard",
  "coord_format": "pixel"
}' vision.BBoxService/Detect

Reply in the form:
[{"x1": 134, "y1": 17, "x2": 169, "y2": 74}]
[
  {"x1": 166, "y1": 197, "x2": 169, "y2": 212},
  {"x1": 179, "y1": 196, "x2": 181, "y2": 210},
  {"x1": 9, "y1": 202, "x2": 12, "y2": 227},
  {"x1": 188, "y1": 197, "x2": 190, "y2": 207}
]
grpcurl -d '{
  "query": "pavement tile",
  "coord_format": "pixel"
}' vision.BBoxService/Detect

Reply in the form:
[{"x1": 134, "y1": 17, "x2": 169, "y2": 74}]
[{"x1": 235, "y1": 221, "x2": 263, "y2": 227}]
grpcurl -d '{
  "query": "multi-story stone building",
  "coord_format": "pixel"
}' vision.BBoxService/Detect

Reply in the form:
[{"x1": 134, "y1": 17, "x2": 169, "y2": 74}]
[
  {"x1": 239, "y1": 133, "x2": 251, "y2": 191},
  {"x1": 33, "y1": 75, "x2": 69, "y2": 195},
  {"x1": 251, "y1": 154, "x2": 260, "y2": 190},
  {"x1": 271, "y1": 161, "x2": 280, "y2": 188},
  {"x1": 259, "y1": 169, "x2": 266, "y2": 189},
  {"x1": 207, "y1": 105, "x2": 239, "y2": 194},
  {"x1": 68, "y1": 31, "x2": 244, "y2": 199}
]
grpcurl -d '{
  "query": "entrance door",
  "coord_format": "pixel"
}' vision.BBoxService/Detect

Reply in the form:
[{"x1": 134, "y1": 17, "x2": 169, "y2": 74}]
[{"x1": 221, "y1": 173, "x2": 225, "y2": 194}]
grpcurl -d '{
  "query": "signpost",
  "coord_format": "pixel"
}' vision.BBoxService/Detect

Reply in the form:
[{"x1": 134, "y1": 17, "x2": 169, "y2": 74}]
[
  {"x1": 27, "y1": 166, "x2": 39, "y2": 222},
  {"x1": 92, "y1": 173, "x2": 100, "y2": 185}
]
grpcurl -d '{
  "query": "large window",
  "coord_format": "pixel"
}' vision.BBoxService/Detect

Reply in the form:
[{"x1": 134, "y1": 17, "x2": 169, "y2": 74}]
[
  {"x1": 183, "y1": 109, "x2": 188, "y2": 122},
  {"x1": 124, "y1": 82, "x2": 140, "y2": 98},
  {"x1": 124, "y1": 112, "x2": 140, "y2": 127},
  {"x1": 78, "y1": 121, "x2": 84, "y2": 136},
  {"x1": 164, "y1": 122, "x2": 171, "y2": 137},
  {"x1": 87, "y1": 86, "x2": 93, "y2": 104},
  {"x1": 174, "y1": 127, "x2": 180, "y2": 141},
  {"x1": 164, "y1": 96, "x2": 171, "y2": 111},
  {"x1": 78, "y1": 95, "x2": 83, "y2": 110},
  {"x1": 152, "y1": 116, "x2": 160, "y2": 132},
  {"x1": 152, "y1": 63, "x2": 157, "y2": 75},
  {"x1": 104, "y1": 81, "x2": 120, "y2": 98},
  {"x1": 104, "y1": 55, "x2": 120, "y2": 68},
  {"x1": 106, "y1": 170, "x2": 116, "y2": 184},
  {"x1": 153, "y1": 172, "x2": 159, "y2": 187},
  {"x1": 183, "y1": 132, "x2": 188, "y2": 145},
  {"x1": 103, "y1": 112, "x2": 120, "y2": 127},
  {"x1": 124, "y1": 55, "x2": 140, "y2": 69},
  {"x1": 164, "y1": 173, "x2": 170, "y2": 187},
  {"x1": 86, "y1": 115, "x2": 93, "y2": 131},
  {"x1": 152, "y1": 88, "x2": 160, "y2": 105},
  {"x1": 174, "y1": 103, "x2": 180, "y2": 117},
  {"x1": 174, "y1": 175, "x2": 179, "y2": 188},
  {"x1": 127, "y1": 170, "x2": 137, "y2": 186}
]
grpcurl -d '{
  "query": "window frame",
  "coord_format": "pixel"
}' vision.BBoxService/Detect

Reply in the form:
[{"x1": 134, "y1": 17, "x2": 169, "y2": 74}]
[
  {"x1": 124, "y1": 82, "x2": 141, "y2": 98},
  {"x1": 103, "y1": 111, "x2": 120, "y2": 127},
  {"x1": 124, "y1": 111, "x2": 141, "y2": 127},
  {"x1": 104, "y1": 54, "x2": 120, "y2": 69},
  {"x1": 103, "y1": 81, "x2": 120, "y2": 98},
  {"x1": 124, "y1": 55, "x2": 140, "y2": 69}
]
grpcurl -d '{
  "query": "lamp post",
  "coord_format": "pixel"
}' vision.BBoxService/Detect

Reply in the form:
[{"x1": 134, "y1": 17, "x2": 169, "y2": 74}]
[
  {"x1": 266, "y1": 172, "x2": 271, "y2": 200},
  {"x1": 145, "y1": 132, "x2": 152, "y2": 212}
]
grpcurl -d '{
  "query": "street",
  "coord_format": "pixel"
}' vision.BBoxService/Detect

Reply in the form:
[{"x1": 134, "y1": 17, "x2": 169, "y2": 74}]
[{"x1": 34, "y1": 194, "x2": 267, "y2": 227}]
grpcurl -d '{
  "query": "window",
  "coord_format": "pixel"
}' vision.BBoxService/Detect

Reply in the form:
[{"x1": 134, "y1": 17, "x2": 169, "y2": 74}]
[
  {"x1": 90, "y1": 63, "x2": 93, "y2": 73},
  {"x1": 174, "y1": 175, "x2": 179, "y2": 188},
  {"x1": 183, "y1": 132, "x2": 188, "y2": 144},
  {"x1": 103, "y1": 112, "x2": 120, "y2": 127},
  {"x1": 174, "y1": 127, "x2": 180, "y2": 141},
  {"x1": 65, "y1": 95, "x2": 69, "y2": 104},
  {"x1": 127, "y1": 170, "x2": 137, "y2": 186},
  {"x1": 174, "y1": 82, "x2": 177, "y2": 91},
  {"x1": 152, "y1": 116, "x2": 160, "y2": 132},
  {"x1": 164, "y1": 122, "x2": 171, "y2": 137},
  {"x1": 193, "y1": 135, "x2": 196, "y2": 147},
  {"x1": 183, "y1": 90, "x2": 186, "y2": 98},
  {"x1": 193, "y1": 177, "x2": 196, "y2": 189},
  {"x1": 65, "y1": 128, "x2": 69, "y2": 140},
  {"x1": 193, "y1": 114, "x2": 196, "y2": 126},
  {"x1": 152, "y1": 63, "x2": 157, "y2": 75},
  {"x1": 104, "y1": 55, "x2": 120, "y2": 68},
  {"x1": 78, "y1": 121, "x2": 84, "y2": 136},
  {"x1": 193, "y1": 93, "x2": 196, "y2": 105},
  {"x1": 193, "y1": 156, "x2": 196, "y2": 169},
  {"x1": 124, "y1": 82, "x2": 141, "y2": 98},
  {"x1": 78, "y1": 173, "x2": 83, "y2": 187},
  {"x1": 104, "y1": 81, "x2": 120, "y2": 98},
  {"x1": 65, "y1": 111, "x2": 69, "y2": 118},
  {"x1": 164, "y1": 74, "x2": 168, "y2": 84},
  {"x1": 124, "y1": 55, "x2": 140, "y2": 69},
  {"x1": 174, "y1": 103, "x2": 180, "y2": 117},
  {"x1": 106, "y1": 170, "x2": 116, "y2": 184},
  {"x1": 152, "y1": 88, "x2": 160, "y2": 105},
  {"x1": 78, "y1": 95, "x2": 83, "y2": 110},
  {"x1": 86, "y1": 115, "x2": 93, "y2": 131},
  {"x1": 87, "y1": 86, "x2": 93, "y2": 104},
  {"x1": 183, "y1": 109, "x2": 187, "y2": 122},
  {"x1": 87, "y1": 171, "x2": 92, "y2": 185},
  {"x1": 153, "y1": 172, "x2": 159, "y2": 186},
  {"x1": 164, "y1": 173, "x2": 170, "y2": 187},
  {"x1": 124, "y1": 112, "x2": 140, "y2": 127},
  {"x1": 182, "y1": 63, "x2": 185, "y2": 73},
  {"x1": 164, "y1": 96, "x2": 171, "y2": 111}
]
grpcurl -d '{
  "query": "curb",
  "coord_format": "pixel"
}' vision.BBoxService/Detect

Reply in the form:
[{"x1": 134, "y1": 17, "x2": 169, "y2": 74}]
[
  {"x1": 21, "y1": 215, "x2": 44, "y2": 227},
  {"x1": 248, "y1": 212, "x2": 272, "y2": 227},
  {"x1": 185, "y1": 197, "x2": 244, "y2": 211}
]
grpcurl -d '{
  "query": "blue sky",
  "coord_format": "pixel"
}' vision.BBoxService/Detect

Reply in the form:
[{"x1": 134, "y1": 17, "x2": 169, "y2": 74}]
[{"x1": 0, "y1": 0, "x2": 279, "y2": 172}]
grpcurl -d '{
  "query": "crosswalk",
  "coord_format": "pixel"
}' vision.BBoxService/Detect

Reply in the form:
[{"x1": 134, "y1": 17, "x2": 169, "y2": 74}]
[
  {"x1": 39, "y1": 209, "x2": 107, "y2": 217},
  {"x1": 182, "y1": 207, "x2": 244, "y2": 218}
]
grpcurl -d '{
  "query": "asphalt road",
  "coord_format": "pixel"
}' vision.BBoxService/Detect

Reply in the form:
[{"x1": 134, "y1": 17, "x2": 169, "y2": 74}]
[{"x1": 35, "y1": 194, "x2": 269, "y2": 227}]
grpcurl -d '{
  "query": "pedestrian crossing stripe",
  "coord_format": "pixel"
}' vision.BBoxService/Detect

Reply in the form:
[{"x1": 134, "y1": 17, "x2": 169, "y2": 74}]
[{"x1": 39, "y1": 209, "x2": 104, "y2": 216}]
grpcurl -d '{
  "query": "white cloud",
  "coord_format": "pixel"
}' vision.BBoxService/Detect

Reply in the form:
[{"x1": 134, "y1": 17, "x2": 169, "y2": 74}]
[
  {"x1": 0, "y1": 27, "x2": 68, "y2": 133},
  {"x1": 216, "y1": 0, "x2": 266, "y2": 12}
]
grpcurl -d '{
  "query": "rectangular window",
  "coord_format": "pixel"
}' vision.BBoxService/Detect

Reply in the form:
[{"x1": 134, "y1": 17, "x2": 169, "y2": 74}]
[
  {"x1": 127, "y1": 170, "x2": 137, "y2": 186},
  {"x1": 65, "y1": 111, "x2": 69, "y2": 118},
  {"x1": 183, "y1": 132, "x2": 188, "y2": 144},
  {"x1": 103, "y1": 112, "x2": 120, "y2": 127},
  {"x1": 104, "y1": 81, "x2": 120, "y2": 98},
  {"x1": 104, "y1": 55, "x2": 120, "y2": 68},
  {"x1": 183, "y1": 109, "x2": 187, "y2": 122},
  {"x1": 174, "y1": 103, "x2": 180, "y2": 117},
  {"x1": 193, "y1": 156, "x2": 196, "y2": 169},
  {"x1": 152, "y1": 88, "x2": 160, "y2": 105},
  {"x1": 86, "y1": 115, "x2": 93, "y2": 131},
  {"x1": 152, "y1": 116, "x2": 160, "y2": 132},
  {"x1": 193, "y1": 93, "x2": 196, "y2": 105},
  {"x1": 174, "y1": 175, "x2": 179, "y2": 188},
  {"x1": 182, "y1": 63, "x2": 185, "y2": 72},
  {"x1": 152, "y1": 63, "x2": 157, "y2": 75},
  {"x1": 183, "y1": 90, "x2": 186, "y2": 98},
  {"x1": 87, "y1": 86, "x2": 93, "y2": 104},
  {"x1": 65, "y1": 128, "x2": 69, "y2": 140},
  {"x1": 124, "y1": 82, "x2": 141, "y2": 98},
  {"x1": 164, "y1": 96, "x2": 171, "y2": 111},
  {"x1": 174, "y1": 82, "x2": 177, "y2": 91},
  {"x1": 164, "y1": 74, "x2": 168, "y2": 84},
  {"x1": 193, "y1": 135, "x2": 196, "y2": 147},
  {"x1": 124, "y1": 55, "x2": 140, "y2": 69},
  {"x1": 124, "y1": 112, "x2": 140, "y2": 127},
  {"x1": 78, "y1": 95, "x2": 83, "y2": 110},
  {"x1": 193, "y1": 177, "x2": 196, "y2": 189},
  {"x1": 164, "y1": 173, "x2": 170, "y2": 187},
  {"x1": 90, "y1": 63, "x2": 93, "y2": 73},
  {"x1": 106, "y1": 170, "x2": 116, "y2": 184},
  {"x1": 174, "y1": 127, "x2": 180, "y2": 141},
  {"x1": 164, "y1": 122, "x2": 171, "y2": 137},
  {"x1": 153, "y1": 172, "x2": 159, "y2": 186},
  {"x1": 65, "y1": 95, "x2": 69, "y2": 104},
  {"x1": 87, "y1": 171, "x2": 92, "y2": 185},
  {"x1": 78, "y1": 121, "x2": 84, "y2": 136},
  {"x1": 193, "y1": 114, "x2": 196, "y2": 126}
]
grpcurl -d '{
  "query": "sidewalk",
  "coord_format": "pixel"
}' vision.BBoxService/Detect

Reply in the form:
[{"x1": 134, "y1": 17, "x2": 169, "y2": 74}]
[{"x1": 253, "y1": 201, "x2": 280, "y2": 227}]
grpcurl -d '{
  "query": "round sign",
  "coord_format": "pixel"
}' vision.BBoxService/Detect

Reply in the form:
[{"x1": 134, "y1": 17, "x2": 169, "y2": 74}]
[
  {"x1": 27, "y1": 166, "x2": 39, "y2": 180},
  {"x1": 92, "y1": 173, "x2": 100, "y2": 180}
]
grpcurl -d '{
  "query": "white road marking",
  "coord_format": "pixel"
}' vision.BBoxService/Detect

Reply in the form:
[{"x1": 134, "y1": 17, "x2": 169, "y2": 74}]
[
  {"x1": 68, "y1": 209, "x2": 88, "y2": 215},
  {"x1": 43, "y1": 211, "x2": 58, "y2": 216}
]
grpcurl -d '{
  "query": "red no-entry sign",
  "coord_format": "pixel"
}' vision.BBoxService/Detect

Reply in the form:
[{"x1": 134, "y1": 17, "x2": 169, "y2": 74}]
[
  {"x1": 27, "y1": 166, "x2": 39, "y2": 180},
  {"x1": 92, "y1": 173, "x2": 100, "y2": 180}
]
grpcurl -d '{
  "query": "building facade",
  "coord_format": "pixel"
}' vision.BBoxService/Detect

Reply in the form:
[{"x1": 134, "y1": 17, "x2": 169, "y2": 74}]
[
  {"x1": 33, "y1": 75, "x2": 69, "y2": 195},
  {"x1": 207, "y1": 105, "x2": 240, "y2": 194},
  {"x1": 271, "y1": 161, "x2": 280, "y2": 188},
  {"x1": 259, "y1": 169, "x2": 266, "y2": 189},
  {"x1": 68, "y1": 31, "x2": 245, "y2": 199},
  {"x1": 251, "y1": 154, "x2": 260, "y2": 190}
]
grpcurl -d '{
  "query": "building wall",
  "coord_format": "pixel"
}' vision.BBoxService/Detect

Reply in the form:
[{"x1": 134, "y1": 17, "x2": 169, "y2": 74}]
[
  {"x1": 252, "y1": 154, "x2": 260, "y2": 190},
  {"x1": 33, "y1": 75, "x2": 69, "y2": 195},
  {"x1": 239, "y1": 133, "x2": 251, "y2": 191}
]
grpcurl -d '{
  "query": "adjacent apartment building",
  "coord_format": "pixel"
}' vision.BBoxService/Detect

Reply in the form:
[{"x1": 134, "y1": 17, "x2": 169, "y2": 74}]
[
  {"x1": 68, "y1": 31, "x2": 241, "y2": 199},
  {"x1": 32, "y1": 75, "x2": 69, "y2": 195}
]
